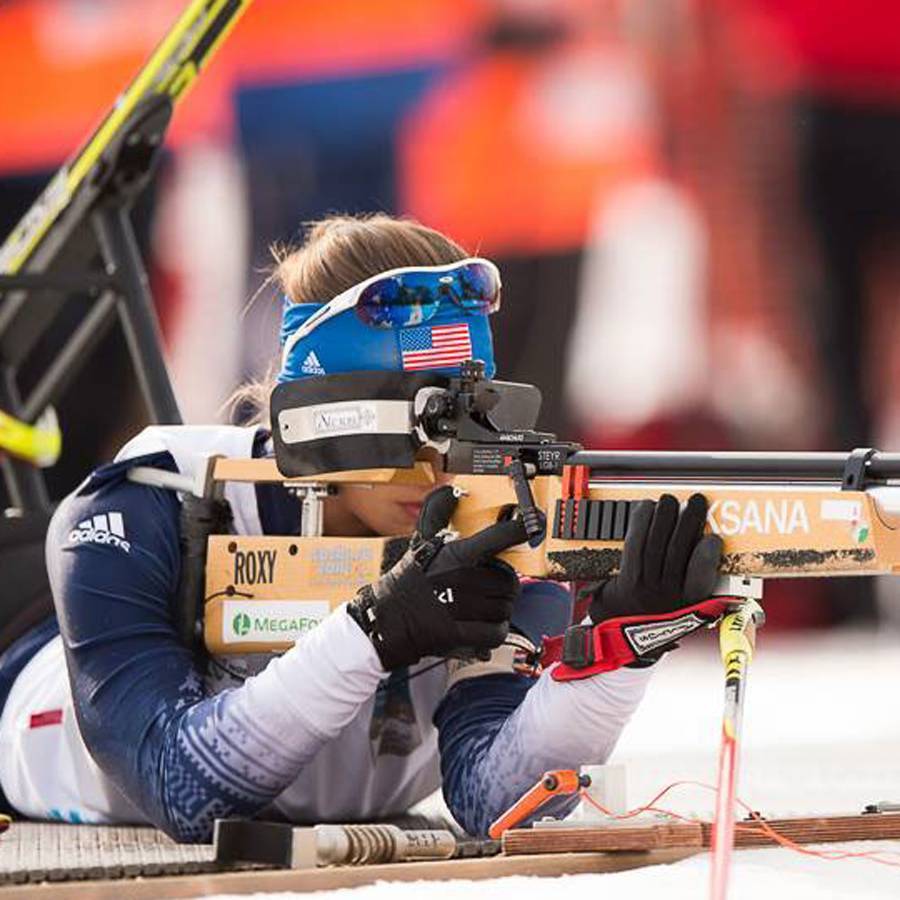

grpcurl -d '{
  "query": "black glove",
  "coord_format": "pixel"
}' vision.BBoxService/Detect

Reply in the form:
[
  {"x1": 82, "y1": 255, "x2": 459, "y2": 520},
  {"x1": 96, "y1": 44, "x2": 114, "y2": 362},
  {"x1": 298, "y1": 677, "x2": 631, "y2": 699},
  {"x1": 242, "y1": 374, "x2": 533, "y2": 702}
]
[
  {"x1": 543, "y1": 493, "x2": 726, "y2": 681},
  {"x1": 589, "y1": 492, "x2": 724, "y2": 664},
  {"x1": 347, "y1": 485, "x2": 526, "y2": 670},
  {"x1": 591, "y1": 493, "x2": 723, "y2": 621}
]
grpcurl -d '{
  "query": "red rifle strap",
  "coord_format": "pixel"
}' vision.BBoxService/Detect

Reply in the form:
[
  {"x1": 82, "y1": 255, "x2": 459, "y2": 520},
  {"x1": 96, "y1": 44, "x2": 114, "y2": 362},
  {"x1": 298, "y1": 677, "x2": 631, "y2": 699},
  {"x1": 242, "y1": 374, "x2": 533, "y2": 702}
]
[{"x1": 542, "y1": 598, "x2": 733, "y2": 682}]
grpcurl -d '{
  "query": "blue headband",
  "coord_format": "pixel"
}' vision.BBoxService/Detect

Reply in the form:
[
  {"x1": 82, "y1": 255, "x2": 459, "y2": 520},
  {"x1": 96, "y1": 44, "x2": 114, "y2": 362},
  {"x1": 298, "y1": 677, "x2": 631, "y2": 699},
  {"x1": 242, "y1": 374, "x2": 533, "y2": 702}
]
[{"x1": 278, "y1": 297, "x2": 496, "y2": 382}]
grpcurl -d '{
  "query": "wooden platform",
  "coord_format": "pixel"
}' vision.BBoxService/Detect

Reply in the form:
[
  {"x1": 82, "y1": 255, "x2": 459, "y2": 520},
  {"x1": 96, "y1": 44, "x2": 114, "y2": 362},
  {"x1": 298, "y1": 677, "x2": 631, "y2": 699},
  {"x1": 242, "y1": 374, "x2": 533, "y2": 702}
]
[
  {"x1": 5, "y1": 811, "x2": 900, "y2": 896},
  {"x1": 3, "y1": 849, "x2": 699, "y2": 898},
  {"x1": 502, "y1": 812, "x2": 900, "y2": 856},
  {"x1": 0, "y1": 821, "x2": 700, "y2": 897}
]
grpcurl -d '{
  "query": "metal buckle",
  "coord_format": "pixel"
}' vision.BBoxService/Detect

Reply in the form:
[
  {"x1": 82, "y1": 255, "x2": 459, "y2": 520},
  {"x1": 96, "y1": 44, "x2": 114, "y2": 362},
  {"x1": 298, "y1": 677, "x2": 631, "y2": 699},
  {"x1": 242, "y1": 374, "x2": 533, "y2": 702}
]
[{"x1": 561, "y1": 624, "x2": 594, "y2": 669}]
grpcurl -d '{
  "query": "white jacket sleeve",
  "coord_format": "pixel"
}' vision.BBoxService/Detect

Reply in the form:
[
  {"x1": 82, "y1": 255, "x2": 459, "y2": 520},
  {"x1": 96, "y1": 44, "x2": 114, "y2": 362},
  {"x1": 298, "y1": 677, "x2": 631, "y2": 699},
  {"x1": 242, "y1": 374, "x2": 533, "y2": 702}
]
[{"x1": 435, "y1": 662, "x2": 653, "y2": 835}]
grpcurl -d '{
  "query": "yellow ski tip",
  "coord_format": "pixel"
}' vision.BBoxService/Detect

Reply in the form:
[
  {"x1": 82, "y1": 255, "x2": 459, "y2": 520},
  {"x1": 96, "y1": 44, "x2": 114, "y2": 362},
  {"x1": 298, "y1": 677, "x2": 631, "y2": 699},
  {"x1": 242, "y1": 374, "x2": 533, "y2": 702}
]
[{"x1": 0, "y1": 407, "x2": 62, "y2": 468}]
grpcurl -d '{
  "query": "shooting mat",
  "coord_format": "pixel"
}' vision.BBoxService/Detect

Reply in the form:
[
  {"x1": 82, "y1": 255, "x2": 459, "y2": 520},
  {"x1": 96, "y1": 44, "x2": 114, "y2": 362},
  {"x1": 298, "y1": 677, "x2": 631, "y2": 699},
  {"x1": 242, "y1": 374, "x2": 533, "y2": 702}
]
[{"x1": 0, "y1": 823, "x2": 216, "y2": 885}]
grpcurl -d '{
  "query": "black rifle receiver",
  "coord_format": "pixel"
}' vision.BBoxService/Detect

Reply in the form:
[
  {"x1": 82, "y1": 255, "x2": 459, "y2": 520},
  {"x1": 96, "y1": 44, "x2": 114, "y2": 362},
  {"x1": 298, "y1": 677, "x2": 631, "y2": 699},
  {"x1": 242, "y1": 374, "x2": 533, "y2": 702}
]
[
  {"x1": 270, "y1": 361, "x2": 580, "y2": 546},
  {"x1": 416, "y1": 361, "x2": 580, "y2": 477}
]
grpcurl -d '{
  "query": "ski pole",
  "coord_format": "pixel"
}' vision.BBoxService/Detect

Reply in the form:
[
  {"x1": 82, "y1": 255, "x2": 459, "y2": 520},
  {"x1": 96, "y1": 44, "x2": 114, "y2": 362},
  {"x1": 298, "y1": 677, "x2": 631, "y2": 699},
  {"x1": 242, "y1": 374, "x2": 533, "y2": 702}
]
[{"x1": 710, "y1": 597, "x2": 765, "y2": 900}]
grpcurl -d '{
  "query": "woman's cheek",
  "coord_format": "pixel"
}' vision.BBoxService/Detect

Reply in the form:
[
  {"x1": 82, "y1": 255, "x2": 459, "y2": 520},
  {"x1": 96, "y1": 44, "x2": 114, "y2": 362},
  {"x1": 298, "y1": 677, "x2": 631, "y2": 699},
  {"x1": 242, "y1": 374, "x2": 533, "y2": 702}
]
[{"x1": 351, "y1": 492, "x2": 408, "y2": 536}]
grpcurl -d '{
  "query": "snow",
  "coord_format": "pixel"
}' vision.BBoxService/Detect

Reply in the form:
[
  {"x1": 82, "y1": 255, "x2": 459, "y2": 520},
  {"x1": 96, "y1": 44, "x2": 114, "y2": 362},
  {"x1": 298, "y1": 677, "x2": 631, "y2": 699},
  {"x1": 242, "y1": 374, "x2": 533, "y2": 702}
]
[{"x1": 210, "y1": 625, "x2": 900, "y2": 899}]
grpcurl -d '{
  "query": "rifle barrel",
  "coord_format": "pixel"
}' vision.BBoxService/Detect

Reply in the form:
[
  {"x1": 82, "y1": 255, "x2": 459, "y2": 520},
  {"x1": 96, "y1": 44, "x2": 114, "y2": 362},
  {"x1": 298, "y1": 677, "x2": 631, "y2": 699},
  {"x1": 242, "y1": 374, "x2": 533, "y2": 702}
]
[{"x1": 569, "y1": 450, "x2": 900, "y2": 482}]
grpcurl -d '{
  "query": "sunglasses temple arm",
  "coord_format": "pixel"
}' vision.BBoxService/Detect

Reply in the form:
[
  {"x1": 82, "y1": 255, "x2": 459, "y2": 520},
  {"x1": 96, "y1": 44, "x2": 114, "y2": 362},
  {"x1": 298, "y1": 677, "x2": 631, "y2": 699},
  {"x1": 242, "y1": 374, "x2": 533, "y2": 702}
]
[{"x1": 289, "y1": 292, "x2": 358, "y2": 346}]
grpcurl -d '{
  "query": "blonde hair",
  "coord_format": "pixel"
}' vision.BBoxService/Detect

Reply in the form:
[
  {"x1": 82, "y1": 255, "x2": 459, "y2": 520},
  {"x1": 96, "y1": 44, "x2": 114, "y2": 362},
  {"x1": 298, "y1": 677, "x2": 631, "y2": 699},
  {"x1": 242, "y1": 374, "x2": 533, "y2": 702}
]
[{"x1": 229, "y1": 213, "x2": 468, "y2": 424}]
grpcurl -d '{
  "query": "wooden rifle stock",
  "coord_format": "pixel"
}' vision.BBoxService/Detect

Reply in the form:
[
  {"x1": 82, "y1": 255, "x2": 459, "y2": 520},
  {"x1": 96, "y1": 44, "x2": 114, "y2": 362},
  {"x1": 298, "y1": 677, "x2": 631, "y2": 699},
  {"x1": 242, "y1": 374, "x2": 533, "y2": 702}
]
[{"x1": 201, "y1": 453, "x2": 900, "y2": 655}]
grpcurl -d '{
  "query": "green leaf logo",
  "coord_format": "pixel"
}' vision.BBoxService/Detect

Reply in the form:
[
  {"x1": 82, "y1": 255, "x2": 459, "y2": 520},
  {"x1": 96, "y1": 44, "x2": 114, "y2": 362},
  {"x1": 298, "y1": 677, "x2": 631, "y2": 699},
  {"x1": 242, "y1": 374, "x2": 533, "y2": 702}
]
[{"x1": 232, "y1": 612, "x2": 251, "y2": 637}]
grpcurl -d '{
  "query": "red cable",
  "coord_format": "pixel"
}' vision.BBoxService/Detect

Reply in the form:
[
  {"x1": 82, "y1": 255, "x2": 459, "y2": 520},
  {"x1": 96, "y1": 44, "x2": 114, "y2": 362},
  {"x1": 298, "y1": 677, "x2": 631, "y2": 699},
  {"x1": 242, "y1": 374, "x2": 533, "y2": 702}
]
[{"x1": 577, "y1": 781, "x2": 900, "y2": 869}]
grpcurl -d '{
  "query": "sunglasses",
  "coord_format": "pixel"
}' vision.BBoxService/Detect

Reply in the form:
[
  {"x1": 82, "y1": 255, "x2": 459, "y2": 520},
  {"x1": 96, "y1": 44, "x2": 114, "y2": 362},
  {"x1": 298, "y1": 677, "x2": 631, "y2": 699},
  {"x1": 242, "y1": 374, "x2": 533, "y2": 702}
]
[{"x1": 282, "y1": 258, "x2": 501, "y2": 361}]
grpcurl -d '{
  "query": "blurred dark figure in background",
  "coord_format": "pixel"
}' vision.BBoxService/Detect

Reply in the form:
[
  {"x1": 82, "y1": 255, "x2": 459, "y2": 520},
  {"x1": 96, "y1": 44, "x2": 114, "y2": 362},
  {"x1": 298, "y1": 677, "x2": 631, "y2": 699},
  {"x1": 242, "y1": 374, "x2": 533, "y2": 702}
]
[
  {"x1": 801, "y1": 99, "x2": 900, "y2": 449},
  {"x1": 729, "y1": 0, "x2": 900, "y2": 623},
  {"x1": 750, "y1": 0, "x2": 900, "y2": 450}
]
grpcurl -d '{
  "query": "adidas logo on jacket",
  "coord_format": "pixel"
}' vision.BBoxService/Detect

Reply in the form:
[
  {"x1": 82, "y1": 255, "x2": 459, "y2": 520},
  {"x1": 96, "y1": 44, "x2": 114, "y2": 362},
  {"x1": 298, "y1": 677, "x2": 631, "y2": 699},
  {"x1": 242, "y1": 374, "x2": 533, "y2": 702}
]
[
  {"x1": 300, "y1": 351, "x2": 325, "y2": 375},
  {"x1": 67, "y1": 512, "x2": 131, "y2": 553}
]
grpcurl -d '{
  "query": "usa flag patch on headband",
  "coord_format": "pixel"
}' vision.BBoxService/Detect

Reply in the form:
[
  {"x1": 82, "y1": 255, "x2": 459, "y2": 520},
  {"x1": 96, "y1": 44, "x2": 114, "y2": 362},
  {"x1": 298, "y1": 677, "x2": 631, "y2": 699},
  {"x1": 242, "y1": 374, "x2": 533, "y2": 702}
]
[{"x1": 400, "y1": 323, "x2": 473, "y2": 370}]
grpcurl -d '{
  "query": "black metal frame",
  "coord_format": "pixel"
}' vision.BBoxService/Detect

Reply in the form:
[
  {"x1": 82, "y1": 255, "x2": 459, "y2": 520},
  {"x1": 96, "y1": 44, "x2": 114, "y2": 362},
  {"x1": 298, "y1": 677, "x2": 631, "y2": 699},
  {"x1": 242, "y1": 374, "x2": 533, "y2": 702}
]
[{"x1": 0, "y1": 96, "x2": 182, "y2": 514}]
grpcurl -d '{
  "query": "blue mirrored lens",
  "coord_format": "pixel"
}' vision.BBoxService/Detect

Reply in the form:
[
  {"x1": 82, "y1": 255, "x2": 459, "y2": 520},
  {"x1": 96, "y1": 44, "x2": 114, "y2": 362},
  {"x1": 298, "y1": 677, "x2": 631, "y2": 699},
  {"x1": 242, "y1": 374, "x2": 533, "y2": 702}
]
[
  {"x1": 354, "y1": 263, "x2": 501, "y2": 328},
  {"x1": 452, "y1": 263, "x2": 501, "y2": 312},
  {"x1": 356, "y1": 276, "x2": 440, "y2": 328}
]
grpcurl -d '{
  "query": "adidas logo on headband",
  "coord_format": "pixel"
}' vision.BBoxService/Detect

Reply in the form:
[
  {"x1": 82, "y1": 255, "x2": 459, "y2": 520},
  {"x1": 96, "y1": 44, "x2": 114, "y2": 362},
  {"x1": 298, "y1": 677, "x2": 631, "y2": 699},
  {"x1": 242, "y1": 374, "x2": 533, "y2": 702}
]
[{"x1": 300, "y1": 350, "x2": 326, "y2": 376}]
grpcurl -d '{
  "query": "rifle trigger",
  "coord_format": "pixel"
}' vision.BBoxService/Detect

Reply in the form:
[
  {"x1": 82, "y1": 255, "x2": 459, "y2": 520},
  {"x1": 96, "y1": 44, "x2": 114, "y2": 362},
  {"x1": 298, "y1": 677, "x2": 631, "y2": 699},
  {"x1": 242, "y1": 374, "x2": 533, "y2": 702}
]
[{"x1": 505, "y1": 458, "x2": 546, "y2": 548}]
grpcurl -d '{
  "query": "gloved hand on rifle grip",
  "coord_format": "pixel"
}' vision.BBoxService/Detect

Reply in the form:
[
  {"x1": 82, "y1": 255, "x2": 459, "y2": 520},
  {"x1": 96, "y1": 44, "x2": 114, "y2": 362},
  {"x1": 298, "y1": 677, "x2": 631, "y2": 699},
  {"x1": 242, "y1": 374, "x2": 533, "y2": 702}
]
[
  {"x1": 592, "y1": 493, "x2": 723, "y2": 620},
  {"x1": 347, "y1": 485, "x2": 525, "y2": 671},
  {"x1": 589, "y1": 493, "x2": 724, "y2": 665},
  {"x1": 545, "y1": 493, "x2": 726, "y2": 681}
]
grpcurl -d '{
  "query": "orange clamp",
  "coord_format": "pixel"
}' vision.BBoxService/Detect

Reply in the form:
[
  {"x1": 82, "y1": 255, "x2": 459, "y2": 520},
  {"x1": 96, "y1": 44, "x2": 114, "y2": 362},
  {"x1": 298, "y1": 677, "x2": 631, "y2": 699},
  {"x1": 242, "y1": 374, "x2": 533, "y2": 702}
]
[{"x1": 488, "y1": 769, "x2": 590, "y2": 840}]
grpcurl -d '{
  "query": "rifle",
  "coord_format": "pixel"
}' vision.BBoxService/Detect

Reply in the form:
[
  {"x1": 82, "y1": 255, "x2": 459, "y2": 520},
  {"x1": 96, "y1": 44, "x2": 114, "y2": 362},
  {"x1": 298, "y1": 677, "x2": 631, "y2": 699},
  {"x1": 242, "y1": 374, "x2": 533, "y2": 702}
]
[{"x1": 151, "y1": 362, "x2": 900, "y2": 655}]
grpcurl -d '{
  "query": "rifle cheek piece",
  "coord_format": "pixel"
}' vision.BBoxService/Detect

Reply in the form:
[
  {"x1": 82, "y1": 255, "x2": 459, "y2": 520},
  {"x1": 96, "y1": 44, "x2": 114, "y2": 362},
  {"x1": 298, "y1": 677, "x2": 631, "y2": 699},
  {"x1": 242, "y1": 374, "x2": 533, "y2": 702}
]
[
  {"x1": 271, "y1": 371, "x2": 443, "y2": 477},
  {"x1": 270, "y1": 363, "x2": 580, "y2": 480}
]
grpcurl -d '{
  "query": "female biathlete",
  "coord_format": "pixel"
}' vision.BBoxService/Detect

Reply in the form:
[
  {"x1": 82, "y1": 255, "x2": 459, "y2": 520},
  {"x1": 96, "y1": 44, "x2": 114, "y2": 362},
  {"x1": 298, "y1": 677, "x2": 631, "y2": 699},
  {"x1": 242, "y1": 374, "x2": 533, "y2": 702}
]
[{"x1": 0, "y1": 215, "x2": 722, "y2": 841}]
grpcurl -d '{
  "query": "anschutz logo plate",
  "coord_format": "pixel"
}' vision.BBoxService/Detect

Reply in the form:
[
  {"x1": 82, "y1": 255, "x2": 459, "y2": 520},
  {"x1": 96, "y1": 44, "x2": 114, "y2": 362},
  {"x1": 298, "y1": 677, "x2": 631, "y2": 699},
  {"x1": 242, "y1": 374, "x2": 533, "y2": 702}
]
[
  {"x1": 313, "y1": 404, "x2": 377, "y2": 436},
  {"x1": 623, "y1": 612, "x2": 706, "y2": 654}
]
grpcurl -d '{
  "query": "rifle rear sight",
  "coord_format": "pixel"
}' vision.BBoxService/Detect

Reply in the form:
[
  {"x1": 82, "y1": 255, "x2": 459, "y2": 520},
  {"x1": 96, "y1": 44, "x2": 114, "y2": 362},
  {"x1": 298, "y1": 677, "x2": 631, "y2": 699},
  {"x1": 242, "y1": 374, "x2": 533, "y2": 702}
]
[{"x1": 415, "y1": 366, "x2": 580, "y2": 478}]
